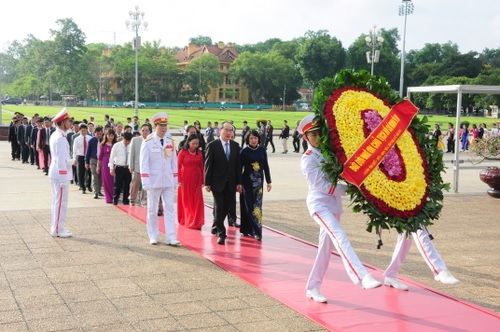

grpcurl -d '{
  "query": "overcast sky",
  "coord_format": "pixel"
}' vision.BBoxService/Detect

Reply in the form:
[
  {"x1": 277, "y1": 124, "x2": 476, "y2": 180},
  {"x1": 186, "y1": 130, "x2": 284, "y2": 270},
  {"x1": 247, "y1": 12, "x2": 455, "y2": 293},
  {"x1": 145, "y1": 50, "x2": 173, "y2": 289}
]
[{"x1": 1, "y1": 0, "x2": 499, "y2": 54}]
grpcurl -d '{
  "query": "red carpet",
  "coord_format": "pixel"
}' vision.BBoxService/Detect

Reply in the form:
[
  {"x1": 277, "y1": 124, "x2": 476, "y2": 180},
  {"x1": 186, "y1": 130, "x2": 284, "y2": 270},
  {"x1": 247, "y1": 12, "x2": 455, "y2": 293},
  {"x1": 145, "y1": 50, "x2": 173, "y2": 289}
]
[{"x1": 118, "y1": 204, "x2": 500, "y2": 331}]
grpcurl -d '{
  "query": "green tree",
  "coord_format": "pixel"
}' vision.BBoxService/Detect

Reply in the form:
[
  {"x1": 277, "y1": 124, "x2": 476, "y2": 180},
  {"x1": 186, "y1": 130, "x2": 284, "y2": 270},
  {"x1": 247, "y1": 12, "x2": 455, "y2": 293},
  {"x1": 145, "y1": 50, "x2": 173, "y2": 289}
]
[
  {"x1": 189, "y1": 35, "x2": 213, "y2": 46},
  {"x1": 295, "y1": 30, "x2": 346, "y2": 89},
  {"x1": 139, "y1": 41, "x2": 181, "y2": 102},
  {"x1": 49, "y1": 18, "x2": 88, "y2": 96},
  {"x1": 439, "y1": 52, "x2": 482, "y2": 78},
  {"x1": 405, "y1": 42, "x2": 460, "y2": 87},
  {"x1": 185, "y1": 53, "x2": 223, "y2": 101},
  {"x1": 229, "y1": 50, "x2": 297, "y2": 104}
]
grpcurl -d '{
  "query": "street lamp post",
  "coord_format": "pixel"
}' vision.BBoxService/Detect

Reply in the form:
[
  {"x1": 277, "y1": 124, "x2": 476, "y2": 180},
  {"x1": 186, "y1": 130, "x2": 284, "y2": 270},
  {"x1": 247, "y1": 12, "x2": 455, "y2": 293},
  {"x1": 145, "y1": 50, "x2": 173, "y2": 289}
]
[
  {"x1": 365, "y1": 25, "x2": 384, "y2": 75},
  {"x1": 399, "y1": 0, "x2": 414, "y2": 98},
  {"x1": 126, "y1": 5, "x2": 148, "y2": 119}
]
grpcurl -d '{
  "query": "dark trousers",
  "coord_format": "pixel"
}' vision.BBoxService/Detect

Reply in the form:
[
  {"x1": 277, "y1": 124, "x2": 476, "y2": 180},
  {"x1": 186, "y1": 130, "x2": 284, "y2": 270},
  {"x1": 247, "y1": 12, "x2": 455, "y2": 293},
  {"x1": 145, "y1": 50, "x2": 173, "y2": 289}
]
[
  {"x1": 113, "y1": 166, "x2": 131, "y2": 204},
  {"x1": 227, "y1": 193, "x2": 237, "y2": 224},
  {"x1": 34, "y1": 146, "x2": 40, "y2": 168},
  {"x1": 214, "y1": 193, "x2": 237, "y2": 225},
  {"x1": 42, "y1": 146, "x2": 50, "y2": 173},
  {"x1": 447, "y1": 140, "x2": 455, "y2": 153},
  {"x1": 10, "y1": 141, "x2": 20, "y2": 159},
  {"x1": 77, "y1": 156, "x2": 91, "y2": 190},
  {"x1": 265, "y1": 137, "x2": 275, "y2": 152},
  {"x1": 29, "y1": 145, "x2": 36, "y2": 164},
  {"x1": 293, "y1": 136, "x2": 300, "y2": 152},
  {"x1": 20, "y1": 142, "x2": 29, "y2": 162},
  {"x1": 211, "y1": 183, "x2": 234, "y2": 238},
  {"x1": 302, "y1": 139, "x2": 308, "y2": 152}
]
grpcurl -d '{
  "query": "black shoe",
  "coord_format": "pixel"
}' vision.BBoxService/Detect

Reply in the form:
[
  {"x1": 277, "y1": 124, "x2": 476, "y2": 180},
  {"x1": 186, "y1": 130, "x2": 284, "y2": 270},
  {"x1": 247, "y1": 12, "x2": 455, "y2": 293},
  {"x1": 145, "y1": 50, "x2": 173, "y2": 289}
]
[
  {"x1": 157, "y1": 209, "x2": 163, "y2": 216},
  {"x1": 123, "y1": 201, "x2": 129, "y2": 205},
  {"x1": 113, "y1": 200, "x2": 118, "y2": 205},
  {"x1": 211, "y1": 228, "x2": 217, "y2": 235},
  {"x1": 217, "y1": 236, "x2": 225, "y2": 245},
  {"x1": 98, "y1": 192, "x2": 104, "y2": 197},
  {"x1": 87, "y1": 186, "x2": 92, "y2": 192},
  {"x1": 70, "y1": 180, "x2": 74, "y2": 184},
  {"x1": 255, "y1": 235, "x2": 262, "y2": 241},
  {"x1": 94, "y1": 193, "x2": 98, "y2": 199}
]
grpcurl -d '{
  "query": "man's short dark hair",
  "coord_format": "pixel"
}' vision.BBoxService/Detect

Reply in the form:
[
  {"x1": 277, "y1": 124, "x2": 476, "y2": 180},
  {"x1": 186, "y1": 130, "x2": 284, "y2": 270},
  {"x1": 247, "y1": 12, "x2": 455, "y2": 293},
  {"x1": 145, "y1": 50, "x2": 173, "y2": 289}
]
[{"x1": 123, "y1": 132, "x2": 133, "y2": 141}]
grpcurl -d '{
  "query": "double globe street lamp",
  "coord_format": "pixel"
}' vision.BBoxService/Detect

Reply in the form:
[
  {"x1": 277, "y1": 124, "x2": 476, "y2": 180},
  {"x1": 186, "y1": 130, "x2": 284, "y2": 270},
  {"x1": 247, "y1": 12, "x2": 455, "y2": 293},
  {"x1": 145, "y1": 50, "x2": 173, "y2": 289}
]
[
  {"x1": 126, "y1": 5, "x2": 148, "y2": 118},
  {"x1": 365, "y1": 25, "x2": 384, "y2": 75}
]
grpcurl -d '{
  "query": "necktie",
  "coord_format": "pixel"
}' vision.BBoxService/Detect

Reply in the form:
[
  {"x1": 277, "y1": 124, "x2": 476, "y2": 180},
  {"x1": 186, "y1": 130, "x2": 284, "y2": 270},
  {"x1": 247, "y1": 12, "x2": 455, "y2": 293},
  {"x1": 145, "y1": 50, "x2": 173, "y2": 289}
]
[
  {"x1": 160, "y1": 138, "x2": 164, "y2": 146},
  {"x1": 83, "y1": 136, "x2": 87, "y2": 157},
  {"x1": 225, "y1": 142, "x2": 230, "y2": 160},
  {"x1": 46, "y1": 128, "x2": 50, "y2": 144}
]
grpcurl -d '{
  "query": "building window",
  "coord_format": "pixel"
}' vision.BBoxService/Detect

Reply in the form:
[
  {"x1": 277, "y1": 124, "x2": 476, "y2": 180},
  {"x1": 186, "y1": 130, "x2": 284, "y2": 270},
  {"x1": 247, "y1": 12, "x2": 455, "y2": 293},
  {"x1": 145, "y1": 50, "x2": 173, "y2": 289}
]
[{"x1": 219, "y1": 88, "x2": 224, "y2": 99}]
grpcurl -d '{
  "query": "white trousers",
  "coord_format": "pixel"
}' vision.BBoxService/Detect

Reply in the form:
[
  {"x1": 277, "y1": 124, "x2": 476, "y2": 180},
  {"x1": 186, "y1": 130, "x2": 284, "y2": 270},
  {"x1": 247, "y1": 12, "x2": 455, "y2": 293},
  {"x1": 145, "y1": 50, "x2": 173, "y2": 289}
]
[
  {"x1": 306, "y1": 211, "x2": 368, "y2": 290},
  {"x1": 281, "y1": 137, "x2": 288, "y2": 152},
  {"x1": 384, "y1": 228, "x2": 447, "y2": 278},
  {"x1": 50, "y1": 180, "x2": 69, "y2": 234},
  {"x1": 146, "y1": 187, "x2": 176, "y2": 242}
]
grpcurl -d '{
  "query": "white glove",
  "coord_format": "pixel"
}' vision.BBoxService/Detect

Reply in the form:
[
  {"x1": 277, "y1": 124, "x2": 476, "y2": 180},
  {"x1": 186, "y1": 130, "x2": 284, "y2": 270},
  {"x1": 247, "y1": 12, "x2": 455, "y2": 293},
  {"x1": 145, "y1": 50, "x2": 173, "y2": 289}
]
[
  {"x1": 334, "y1": 183, "x2": 347, "y2": 197},
  {"x1": 59, "y1": 181, "x2": 70, "y2": 188},
  {"x1": 142, "y1": 185, "x2": 149, "y2": 191}
]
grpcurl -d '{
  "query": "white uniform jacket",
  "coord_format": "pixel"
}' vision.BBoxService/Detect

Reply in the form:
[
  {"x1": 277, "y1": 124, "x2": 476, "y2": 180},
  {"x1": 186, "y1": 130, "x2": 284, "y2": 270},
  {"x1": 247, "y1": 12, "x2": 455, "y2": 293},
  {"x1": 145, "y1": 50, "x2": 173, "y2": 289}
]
[
  {"x1": 140, "y1": 134, "x2": 178, "y2": 188},
  {"x1": 300, "y1": 146, "x2": 345, "y2": 217},
  {"x1": 48, "y1": 128, "x2": 73, "y2": 184}
]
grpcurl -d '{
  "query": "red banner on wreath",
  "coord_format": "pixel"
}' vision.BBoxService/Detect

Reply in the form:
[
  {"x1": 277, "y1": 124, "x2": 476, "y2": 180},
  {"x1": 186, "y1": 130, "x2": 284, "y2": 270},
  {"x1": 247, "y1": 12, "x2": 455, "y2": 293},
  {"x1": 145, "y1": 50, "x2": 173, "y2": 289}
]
[{"x1": 341, "y1": 99, "x2": 419, "y2": 187}]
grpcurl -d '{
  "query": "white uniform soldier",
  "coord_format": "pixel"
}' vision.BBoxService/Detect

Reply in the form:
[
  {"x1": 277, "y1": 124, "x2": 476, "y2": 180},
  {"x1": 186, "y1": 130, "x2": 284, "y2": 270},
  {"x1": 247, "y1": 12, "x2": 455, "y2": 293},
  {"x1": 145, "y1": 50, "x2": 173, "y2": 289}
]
[
  {"x1": 299, "y1": 114, "x2": 381, "y2": 303},
  {"x1": 48, "y1": 108, "x2": 74, "y2": 237},
  {"x1": 140, "y1": 112, "x2": 180, "y2": 246}
]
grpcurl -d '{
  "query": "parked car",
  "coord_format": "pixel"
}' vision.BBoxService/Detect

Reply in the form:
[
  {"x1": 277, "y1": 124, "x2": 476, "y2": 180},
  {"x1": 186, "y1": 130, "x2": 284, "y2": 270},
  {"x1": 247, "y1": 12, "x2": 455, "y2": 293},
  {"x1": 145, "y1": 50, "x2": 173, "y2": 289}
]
[
  {"x1": 2, "y1": 97, "x2": 23, "y2": 105},
  {"x1": 123, "y1": 101, "x2": 145, "y2": 108}
]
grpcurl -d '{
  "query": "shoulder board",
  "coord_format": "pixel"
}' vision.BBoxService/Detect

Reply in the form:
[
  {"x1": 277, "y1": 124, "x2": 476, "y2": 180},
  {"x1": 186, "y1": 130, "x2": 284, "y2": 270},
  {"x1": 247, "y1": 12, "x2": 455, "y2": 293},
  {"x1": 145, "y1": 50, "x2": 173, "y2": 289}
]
[
  {"x1": 144, "y1": 137, "x2": 154, "y2": 142},
  {"x1": 305, "y1": 150, "x2": 312, "y2": 155}
]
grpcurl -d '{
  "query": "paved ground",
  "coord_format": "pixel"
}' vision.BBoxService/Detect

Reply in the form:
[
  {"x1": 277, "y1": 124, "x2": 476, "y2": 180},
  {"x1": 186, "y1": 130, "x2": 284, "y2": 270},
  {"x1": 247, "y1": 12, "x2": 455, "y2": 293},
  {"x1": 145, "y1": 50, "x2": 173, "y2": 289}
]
[{"x1": 0, "y1": 138, "x2": 498, "y2": 331}]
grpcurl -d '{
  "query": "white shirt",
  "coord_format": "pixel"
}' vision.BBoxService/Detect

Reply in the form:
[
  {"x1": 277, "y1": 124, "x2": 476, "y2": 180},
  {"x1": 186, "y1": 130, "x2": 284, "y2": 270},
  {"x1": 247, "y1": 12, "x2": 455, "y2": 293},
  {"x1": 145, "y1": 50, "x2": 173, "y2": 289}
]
[
  {"x1": 140, "y1": 134, "x2": 178, "y2": 188},
  {"x1": 109, "y1": 141, "x2": 130, "y2": 168},
  {"x1": 301, "y1": 145, "x2": 345, "y2": 217},
  {"x1": 72, "y1": 134, "x2": 91, "y2": 158}
]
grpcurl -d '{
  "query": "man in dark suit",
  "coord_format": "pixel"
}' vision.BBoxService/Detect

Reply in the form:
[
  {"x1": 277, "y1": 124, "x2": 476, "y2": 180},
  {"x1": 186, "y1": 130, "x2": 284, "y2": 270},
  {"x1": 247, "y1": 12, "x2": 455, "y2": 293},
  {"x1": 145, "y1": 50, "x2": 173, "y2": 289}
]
[
  {"x1": 17, "y1": 117, "x2": 29, "y2": 163},
  {"x1": 26, "y1": 117, "x2": 36, "y2": 165},
  {"x1": 8, "y1": 118, "x2": 21, "y2": 161},
  {"x1": 38, "y1": 117, "x2": 53, "y2": 175},
  {"x1": 32, "y1": 118, "x2": 43, "y2": 168},
  {"x1": 265, "y1": 120, "x2": 275, "y2": 153},
  {"x1": 204, "y1": 122, "x2": 242, "y2": 245}
]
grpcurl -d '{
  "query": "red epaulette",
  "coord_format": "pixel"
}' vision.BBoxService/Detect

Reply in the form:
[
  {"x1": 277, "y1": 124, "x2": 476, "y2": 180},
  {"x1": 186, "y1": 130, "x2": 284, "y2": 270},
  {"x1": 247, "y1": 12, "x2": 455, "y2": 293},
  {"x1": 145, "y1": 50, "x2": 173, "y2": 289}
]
[{"x1": 305, "y1": 150, "x2": 312, "y2": 155}]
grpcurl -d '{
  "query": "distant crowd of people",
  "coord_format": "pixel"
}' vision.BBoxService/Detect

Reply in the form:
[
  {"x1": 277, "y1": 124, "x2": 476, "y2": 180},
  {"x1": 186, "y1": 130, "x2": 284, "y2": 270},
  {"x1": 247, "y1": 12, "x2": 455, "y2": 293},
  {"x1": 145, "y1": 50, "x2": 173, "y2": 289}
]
[{"x1": 432, "y1": 122, "x2": 500, "y2": 153}]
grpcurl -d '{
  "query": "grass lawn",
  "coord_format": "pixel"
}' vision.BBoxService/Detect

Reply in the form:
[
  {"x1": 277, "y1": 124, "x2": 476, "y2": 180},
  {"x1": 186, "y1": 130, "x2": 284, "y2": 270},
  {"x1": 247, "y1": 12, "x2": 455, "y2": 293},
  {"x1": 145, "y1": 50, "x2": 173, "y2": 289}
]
[{"x1": 1, "y1": 105, "x2": 498, "y2": 132}]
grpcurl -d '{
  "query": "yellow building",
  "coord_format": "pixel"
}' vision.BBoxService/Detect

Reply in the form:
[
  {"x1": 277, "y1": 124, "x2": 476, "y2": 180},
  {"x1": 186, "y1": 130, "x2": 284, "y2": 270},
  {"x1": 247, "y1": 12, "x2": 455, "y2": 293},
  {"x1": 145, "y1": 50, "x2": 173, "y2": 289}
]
[{"x1": 175, "y1": 41, "x2": 249, "y2": 104}]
